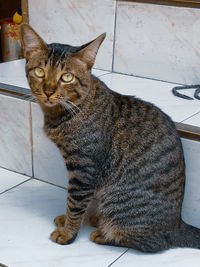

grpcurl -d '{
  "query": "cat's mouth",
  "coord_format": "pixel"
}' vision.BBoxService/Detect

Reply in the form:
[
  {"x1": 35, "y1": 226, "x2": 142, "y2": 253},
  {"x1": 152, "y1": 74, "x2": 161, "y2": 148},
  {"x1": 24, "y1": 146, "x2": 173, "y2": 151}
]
[
  {"x1": 30, "y1": 91, "x2": 58, "y2": 107},
  {"x1": 36, "y1": 96, "x2": 81, "y2": 115},
  {"x1": 36, "y1": 96, "x2": 58, "y2": 107},
  {"x1": 44, "y1": 99, "x2": 53, "y2": 104},
  {"x1": 43, "y1": 98, "x2": 58, "y2": 107}
]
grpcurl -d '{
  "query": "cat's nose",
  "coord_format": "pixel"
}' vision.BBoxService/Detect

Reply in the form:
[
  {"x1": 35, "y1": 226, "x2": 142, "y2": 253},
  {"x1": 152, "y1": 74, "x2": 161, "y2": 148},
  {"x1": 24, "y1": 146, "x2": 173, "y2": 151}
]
[{"x1": 44, "y1": 89, "x2": 55, "y2": 98}]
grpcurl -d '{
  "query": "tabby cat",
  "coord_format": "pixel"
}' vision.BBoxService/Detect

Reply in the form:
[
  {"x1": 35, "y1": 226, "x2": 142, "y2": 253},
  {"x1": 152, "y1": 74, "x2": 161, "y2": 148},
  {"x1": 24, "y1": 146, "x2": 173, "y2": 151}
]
[{"x1": 20, "y1": 23, "x2": 200, "y2": 252}]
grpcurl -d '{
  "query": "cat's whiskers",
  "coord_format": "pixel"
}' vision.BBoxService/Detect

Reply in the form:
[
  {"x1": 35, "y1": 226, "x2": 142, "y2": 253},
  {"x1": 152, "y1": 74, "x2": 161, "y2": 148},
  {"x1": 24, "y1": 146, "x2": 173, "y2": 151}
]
[
  {"x1": 66, "y1": 99, "x2": 82, "y2": 113},
  {"x1": 61, "y1": 101, "x2": 77, "y2": 116}
]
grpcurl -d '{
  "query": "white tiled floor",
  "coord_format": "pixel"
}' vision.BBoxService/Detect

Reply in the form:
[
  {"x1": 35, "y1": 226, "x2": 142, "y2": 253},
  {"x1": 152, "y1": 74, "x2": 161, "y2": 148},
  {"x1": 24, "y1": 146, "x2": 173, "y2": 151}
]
[
  {"x1": 1, "y1": 167, "x2": 200, "y2": 267},
  {"x1": 110, "y1": 248, "x2": 200, "y2": 267}
]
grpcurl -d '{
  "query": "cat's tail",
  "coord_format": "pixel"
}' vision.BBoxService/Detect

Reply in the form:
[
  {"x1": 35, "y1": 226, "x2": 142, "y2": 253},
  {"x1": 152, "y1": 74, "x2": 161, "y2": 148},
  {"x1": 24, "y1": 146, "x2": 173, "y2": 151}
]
[
  {"x1": 168, "y1": 221, "x2": 200, "y2": 249},
  {"x1": 126, "y1": 221, "x2": 200, "y2": 252}
]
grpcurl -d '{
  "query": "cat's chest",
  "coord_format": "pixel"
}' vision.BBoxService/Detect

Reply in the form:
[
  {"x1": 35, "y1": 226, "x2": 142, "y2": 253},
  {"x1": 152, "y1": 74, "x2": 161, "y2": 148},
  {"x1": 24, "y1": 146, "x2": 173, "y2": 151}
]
[
  {"x1": 44, "y1": 124, "x2": 70, "y2": 143},
  {"x1": 44, "y1": 122, "x2": 85, "y2": 149}
]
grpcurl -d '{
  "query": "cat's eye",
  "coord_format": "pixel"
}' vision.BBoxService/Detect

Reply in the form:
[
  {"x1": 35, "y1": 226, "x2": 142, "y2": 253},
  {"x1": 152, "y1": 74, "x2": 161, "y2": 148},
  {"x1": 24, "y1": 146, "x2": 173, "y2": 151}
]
[
  {"x1": 34, "y1": 67, "x2": 45, "y2": 78},
  {"x1": 61, "y1": 73, "x2": 74, "y2": 83}
]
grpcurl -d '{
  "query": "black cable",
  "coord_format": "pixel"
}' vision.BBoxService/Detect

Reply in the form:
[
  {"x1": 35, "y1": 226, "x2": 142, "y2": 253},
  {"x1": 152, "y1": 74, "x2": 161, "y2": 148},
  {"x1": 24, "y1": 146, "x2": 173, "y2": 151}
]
[{"x1": 172, "y1": 84, "x2": 200, "y2": 100}]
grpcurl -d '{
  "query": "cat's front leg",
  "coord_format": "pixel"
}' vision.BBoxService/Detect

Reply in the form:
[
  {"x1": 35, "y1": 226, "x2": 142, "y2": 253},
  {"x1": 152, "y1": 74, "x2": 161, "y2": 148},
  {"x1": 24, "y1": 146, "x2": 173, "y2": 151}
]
[{"x1": 51, "y1": 174, "x2": 94, "y2": 245}]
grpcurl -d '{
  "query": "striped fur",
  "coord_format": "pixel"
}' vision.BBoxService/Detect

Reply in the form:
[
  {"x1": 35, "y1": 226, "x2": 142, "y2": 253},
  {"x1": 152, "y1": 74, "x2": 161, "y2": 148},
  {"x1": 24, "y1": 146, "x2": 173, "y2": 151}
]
[{"x1": 21, "y1": 24, "x2": 200, "y2": 252}]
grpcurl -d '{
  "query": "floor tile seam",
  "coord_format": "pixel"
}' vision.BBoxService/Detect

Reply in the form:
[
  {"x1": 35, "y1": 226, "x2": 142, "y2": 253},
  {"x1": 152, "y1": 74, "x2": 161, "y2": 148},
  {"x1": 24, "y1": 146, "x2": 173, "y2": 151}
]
[
  {"x1": 0, "y1": 166, "x2": 33, "y2": 178},
  {"x1": 92, "y1": 69, "x2": 111, "y2": 78},
  {"x1": 98, "y1": 72, "x2": 113, "y2": 78},
  {"x1": 102, "y1": 70, "x2": 186, "y2": 86},
  {"x1": 180, "y1": 111, "x2": 200, "y2": 124},
  {"x1": 32, "y1": 177, "x2": 67, "y2": 191},
  {"x1": 0, "y1": 178, "x2": 32, "y2": 195},
  {"x1": 93, "y1": 67, "x2": 111, "y2": 73},
  {"x1": 107, "y1": 248, "x2": 129, "y2": 267},
  {"x1": 29, "y1": 102, "x2": 35, "y2": 179},
  {"x1": 0, "y1": 176, "x2": 67, "y2": 195},
  {"x1": 111, "y1": 0, "x2": 118, "y2": 72}
]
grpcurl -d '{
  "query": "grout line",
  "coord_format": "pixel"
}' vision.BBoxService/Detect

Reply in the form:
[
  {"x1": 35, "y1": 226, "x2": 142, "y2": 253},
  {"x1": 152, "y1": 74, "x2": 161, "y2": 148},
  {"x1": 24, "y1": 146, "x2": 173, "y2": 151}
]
[
  {"x1": 0, "y1": 178, "x2": 32, "y2": 195},
  {"x1": 180, "y1": 111, "x2": 200, "y2": 124},
  {"x1": 92, "y1": 69, "x2": 111, "y2": 78},
  {"x1": 0, "y1": 167, "x2": 67, "y2": 195},
  {"x1": 33, "y1": 177, "x2": 67, "y2": 191},
  {"x1": 0, "y1": 166, "x2": 33, "y2": 179},
  {"x1": 98, "y1": 72, "x2": 113, "y2": 78},
  {"x1": 108, "y1": 248, "x2": 129, "y2": 267},
  {"x1": 93, "y1": 67, "x2": 111, "y2": 72},
  {"x1": 111, "y1": 0, "x2": 118, "y2": 72},
  {"x1": 94, "y1": 68, "x2": 185, "y2": 86},
  {"x1": 29, "y1": 101, "x2": 35, "y2": 178},
  {"x1": 109, "y1": 70, "x2": 186, "y2": 86}
]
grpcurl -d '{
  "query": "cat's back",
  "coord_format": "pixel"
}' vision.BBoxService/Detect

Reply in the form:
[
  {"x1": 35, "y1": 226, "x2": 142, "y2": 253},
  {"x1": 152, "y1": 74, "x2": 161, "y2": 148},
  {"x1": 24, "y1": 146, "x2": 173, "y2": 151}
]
[
  {"x1": 109, "y1": 90, "x2": 184, "y2": 169},
  {"x1": 94, "y1": 78, "x2": 182, "y2": 161},
  {"x1": 109, "y1": 89, "x2": 177, "y2": 141}
]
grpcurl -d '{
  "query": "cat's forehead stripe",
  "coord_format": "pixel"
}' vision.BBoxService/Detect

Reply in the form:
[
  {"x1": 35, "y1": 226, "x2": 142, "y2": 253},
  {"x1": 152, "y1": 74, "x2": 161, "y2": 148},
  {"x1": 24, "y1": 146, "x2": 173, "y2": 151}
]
[
  {"x1": 48, "y1": 48, "x2": 54, "y2": 58},
  {"x1": 56, "y1": 50, "x2": 67, "y2": 67},
  {"x1": 44, "y1": 42, "x2": 85, "y2": 68},
  {"x1": 46, "y1": 47, "x2": 69, "y2": 68}
]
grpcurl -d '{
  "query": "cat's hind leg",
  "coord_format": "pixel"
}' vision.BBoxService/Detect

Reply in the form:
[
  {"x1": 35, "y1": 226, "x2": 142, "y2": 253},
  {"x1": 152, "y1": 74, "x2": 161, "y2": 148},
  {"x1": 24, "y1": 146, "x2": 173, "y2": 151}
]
[
  {"x1": 90, "y1": 227, "x2": 171, "y2": 251},
  {"x1": 90, "y1": 229, "x2": 116, "y2": 246},
  {"x1": 90, "y1": 228, "x2": 133, "y2": 247},
  {"x1": 90, "y1": 217, "x2": 170, "y2": 251},
  {"x1": 90, "y1": 217, "x2": 132, "y2": 247}
]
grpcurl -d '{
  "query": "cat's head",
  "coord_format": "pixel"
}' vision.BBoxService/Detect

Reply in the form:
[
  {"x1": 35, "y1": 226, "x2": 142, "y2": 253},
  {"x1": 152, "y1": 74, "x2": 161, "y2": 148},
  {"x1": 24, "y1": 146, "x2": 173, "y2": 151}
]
[{"x1": 20, "y1": 24, "x2": 105, "y2": 108}]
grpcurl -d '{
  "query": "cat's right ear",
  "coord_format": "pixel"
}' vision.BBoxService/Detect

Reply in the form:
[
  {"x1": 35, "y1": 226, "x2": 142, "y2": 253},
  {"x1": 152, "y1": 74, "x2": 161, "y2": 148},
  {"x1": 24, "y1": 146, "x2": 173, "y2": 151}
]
[
  {"x1": 74, "y1": 33, "x2": 106, "y2": 69},
  {"x1": 20, "y1": 23, "x2": 48, "y2": 59}
]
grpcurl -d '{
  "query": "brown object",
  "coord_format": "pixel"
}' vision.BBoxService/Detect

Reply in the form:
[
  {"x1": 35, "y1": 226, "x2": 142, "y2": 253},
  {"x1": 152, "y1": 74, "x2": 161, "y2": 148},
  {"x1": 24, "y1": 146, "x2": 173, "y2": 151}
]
[
  {"x1": 175, "y1": 122, "x2": 200, "y2": 141},
  {"x1": 117, "y1": 0, "x2": 200, "y2": 8},
  {"x1": 21, "y1": 0, "x2": 29, "y2": 23}
]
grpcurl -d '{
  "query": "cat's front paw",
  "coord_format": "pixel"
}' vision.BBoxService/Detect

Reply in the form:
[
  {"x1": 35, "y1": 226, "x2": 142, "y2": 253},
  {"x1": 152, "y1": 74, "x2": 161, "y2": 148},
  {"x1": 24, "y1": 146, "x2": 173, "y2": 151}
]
[
  {"x1": 54, "y1": 214, "x2": 66, "y2": 227},
  {"x1": 50, "y1": 227, "x2": 77, "y2": 245}
]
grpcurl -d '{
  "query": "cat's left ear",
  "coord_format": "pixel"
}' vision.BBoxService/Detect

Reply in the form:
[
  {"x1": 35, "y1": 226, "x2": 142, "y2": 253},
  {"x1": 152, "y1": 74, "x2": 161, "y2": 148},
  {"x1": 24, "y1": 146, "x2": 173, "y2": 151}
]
[
  {"x1": 75, "y1": 33, "x2": 106, "y2": 69},
  {"x1": 20, "y1": 23, "x2": 48, "y2": 59}
]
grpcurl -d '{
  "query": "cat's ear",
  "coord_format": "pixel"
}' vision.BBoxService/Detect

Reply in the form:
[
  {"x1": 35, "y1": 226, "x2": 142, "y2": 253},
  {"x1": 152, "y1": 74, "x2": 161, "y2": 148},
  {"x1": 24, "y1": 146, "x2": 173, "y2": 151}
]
[
  {"x1": 20, "y1": 23, "x2": 48, "y2": 59},
  {"x1": 75, "y1": 33, "x2": 106, "y2": 69}
]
